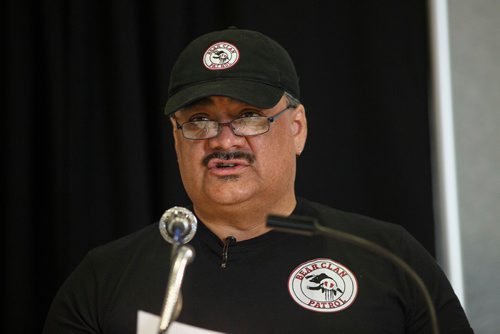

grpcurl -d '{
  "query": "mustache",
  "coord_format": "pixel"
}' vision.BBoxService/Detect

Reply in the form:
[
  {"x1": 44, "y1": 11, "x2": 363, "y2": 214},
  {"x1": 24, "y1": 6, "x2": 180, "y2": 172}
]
[{"x1": 202, "y1": 151, "x2": 256, "y2": 167}]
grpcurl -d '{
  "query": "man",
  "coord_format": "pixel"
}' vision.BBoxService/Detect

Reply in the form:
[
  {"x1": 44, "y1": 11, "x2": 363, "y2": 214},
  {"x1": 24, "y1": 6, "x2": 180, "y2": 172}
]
[{"x1": 44, "y1": 28, "x2": 473, "y2": 333}]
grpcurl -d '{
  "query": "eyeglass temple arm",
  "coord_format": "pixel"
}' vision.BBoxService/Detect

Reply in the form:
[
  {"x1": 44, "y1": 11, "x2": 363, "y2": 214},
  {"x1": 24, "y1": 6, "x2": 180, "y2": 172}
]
[
  {"x1": 171, "y1": 116, "x2": 183, "y2": 129},
  {"x1": 267, "y1": 106, "x2": 294, "y2": 123}
]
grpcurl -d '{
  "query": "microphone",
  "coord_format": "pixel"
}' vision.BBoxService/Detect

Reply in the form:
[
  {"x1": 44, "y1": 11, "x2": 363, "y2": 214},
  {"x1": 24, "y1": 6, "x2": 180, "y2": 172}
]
[
  {"x1": 267, "y1": 214, "x2": 439, "y2": 334},
  {"x1": 157, "y1": 207, "x2": 197, "y2": 333},
  {"x1": 159, "y1": 206, "x2": 197, "y2": 245}
]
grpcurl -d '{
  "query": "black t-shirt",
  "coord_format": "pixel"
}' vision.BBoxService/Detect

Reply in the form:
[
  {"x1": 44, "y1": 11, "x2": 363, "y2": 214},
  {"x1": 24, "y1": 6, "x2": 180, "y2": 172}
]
[{"x1": 43, "y1": 198, "x2": 473, "y2": 333}]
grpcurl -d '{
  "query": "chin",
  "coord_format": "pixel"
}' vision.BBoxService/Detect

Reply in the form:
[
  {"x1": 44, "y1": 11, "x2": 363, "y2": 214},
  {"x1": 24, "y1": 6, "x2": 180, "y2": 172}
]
[
  {"x1": 203, "y1": 185, "x2": 257, "y2": 207},
  {"x1": 206, "y1": 193, "x2": 252, "y2": 206}
]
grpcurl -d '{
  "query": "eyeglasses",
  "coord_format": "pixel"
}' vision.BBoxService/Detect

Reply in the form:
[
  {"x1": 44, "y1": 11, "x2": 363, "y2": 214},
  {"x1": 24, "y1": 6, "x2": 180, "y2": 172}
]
[{"x1": 173, "y1": 106, "x2": 294, "y2": 140}]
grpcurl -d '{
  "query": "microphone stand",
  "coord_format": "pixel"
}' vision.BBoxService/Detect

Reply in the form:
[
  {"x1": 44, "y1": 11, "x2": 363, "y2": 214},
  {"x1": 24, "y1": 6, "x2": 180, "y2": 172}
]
[
  {"x1": 267, "y1": 215, "x2": 439, "y2": 334},
  {"x1": 157, "y1": 206, "x2": 198, "y2": 334},
  {"x1": 158, "y1": 244, "x2": 195, "y2": 333}
]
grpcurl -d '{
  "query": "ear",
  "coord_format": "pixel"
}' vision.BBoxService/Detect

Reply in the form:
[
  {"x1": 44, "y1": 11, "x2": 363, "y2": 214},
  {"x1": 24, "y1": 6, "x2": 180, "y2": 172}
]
[
  {"x1": 290, "y1": 104, "x2": 308, "y2": 156},
  {"x1": 170, "y1": 116, "x2": 181, "y2": 150}
]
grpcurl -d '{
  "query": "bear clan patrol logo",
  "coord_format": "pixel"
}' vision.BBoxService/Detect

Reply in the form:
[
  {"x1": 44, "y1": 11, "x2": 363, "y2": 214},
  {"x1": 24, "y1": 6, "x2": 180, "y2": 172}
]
[
  {"x1": 203, "y1": 41, "x2": 240, "y2": 70},
  {"x1": 288, "y1": 258, "x2": 358, "y2": 313}
]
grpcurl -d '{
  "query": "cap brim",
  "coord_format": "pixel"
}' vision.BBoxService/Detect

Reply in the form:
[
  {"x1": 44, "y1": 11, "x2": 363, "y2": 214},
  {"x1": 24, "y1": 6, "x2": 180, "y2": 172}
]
[{"x1": 164, "y1": 79, "x2": 285, "y2": 116}]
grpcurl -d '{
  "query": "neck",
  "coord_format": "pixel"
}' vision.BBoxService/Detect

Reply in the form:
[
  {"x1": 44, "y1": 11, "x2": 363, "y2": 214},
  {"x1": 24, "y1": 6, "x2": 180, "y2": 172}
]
[{"x1": 193, "y1": 197, "x2": 297, "y2": 241}]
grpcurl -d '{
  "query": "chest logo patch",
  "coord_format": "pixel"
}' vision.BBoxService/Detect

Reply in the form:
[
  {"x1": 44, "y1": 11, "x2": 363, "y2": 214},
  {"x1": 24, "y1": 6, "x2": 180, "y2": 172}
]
[{"x1": 288, "y1": 258, "x2": 358, "y2": 312}]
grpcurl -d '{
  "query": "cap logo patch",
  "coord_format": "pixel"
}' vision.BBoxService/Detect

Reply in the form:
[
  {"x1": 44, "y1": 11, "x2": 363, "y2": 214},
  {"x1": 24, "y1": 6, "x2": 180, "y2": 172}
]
[
  {"x1": 288, "y1": 258, "x2": 358, "y2": 313},
  {"x1": 203, "y1": 41, "x2": 239, "y2": 70}
]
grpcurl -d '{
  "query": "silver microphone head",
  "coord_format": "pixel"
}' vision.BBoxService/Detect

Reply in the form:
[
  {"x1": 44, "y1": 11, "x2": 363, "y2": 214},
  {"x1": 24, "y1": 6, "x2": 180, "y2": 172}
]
[{"x1": 159, "y1": 206, "x2": 198, "y2": 245}]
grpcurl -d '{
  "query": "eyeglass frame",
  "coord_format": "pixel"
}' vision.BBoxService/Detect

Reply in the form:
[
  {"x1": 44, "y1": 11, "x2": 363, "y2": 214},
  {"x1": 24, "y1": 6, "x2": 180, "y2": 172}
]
[{"x1": 171, "y1": 105, "x2": 295, "y2": 140}]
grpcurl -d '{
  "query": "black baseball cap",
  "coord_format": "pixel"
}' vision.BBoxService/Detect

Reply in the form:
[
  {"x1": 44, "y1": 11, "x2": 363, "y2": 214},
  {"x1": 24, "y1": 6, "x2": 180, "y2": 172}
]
[{"x1": 164, "y1": 28, "x2": 300, "y2": 115}]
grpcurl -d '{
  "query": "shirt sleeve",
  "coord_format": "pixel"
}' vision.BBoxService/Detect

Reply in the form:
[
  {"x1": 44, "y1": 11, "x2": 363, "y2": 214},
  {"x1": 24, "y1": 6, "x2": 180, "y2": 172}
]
[
  {"x1": 395, "y1": 226, "x2": 474, "y2": 334},
  {"x1": 43, "y1": 253, "x2": 101, "y2": 334}
]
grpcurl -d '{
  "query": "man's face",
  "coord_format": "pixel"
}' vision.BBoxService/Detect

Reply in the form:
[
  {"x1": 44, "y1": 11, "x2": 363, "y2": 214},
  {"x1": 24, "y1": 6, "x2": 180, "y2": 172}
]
[{"x1": 171, "y1": 95, "x2": 307, "y2": 212}]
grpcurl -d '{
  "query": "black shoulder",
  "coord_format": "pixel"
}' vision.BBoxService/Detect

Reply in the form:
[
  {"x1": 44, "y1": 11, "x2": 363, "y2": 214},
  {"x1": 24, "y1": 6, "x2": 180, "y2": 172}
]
[
  {"x1": 297, "y1": 197, "x2": 411, "y2": 250},
  {"x1": 88, "y1": 223, "x2": 169, "y2": 263}
]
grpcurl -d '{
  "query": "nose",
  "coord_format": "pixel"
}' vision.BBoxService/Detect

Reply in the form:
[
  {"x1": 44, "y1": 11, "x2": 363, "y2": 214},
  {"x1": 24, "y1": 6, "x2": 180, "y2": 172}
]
[
  {"x1": 218, "y1": 122, "x2": 234, "y2": 133},
  {"x1": 207, "y1": 121, "x2": 245, "y2": 150}
]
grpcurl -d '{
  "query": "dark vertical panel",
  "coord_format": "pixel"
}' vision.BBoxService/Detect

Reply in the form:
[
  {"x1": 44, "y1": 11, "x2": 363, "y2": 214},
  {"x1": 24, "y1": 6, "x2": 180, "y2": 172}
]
[{"x1": 4, "y1": 1, "x2": 42, "y2": 330}]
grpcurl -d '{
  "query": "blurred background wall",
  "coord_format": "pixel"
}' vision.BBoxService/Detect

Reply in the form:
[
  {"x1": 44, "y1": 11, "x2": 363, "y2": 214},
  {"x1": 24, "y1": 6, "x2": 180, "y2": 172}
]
[{"x1": 447, "y1": 0, "x2": 500, "y2": 332}]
